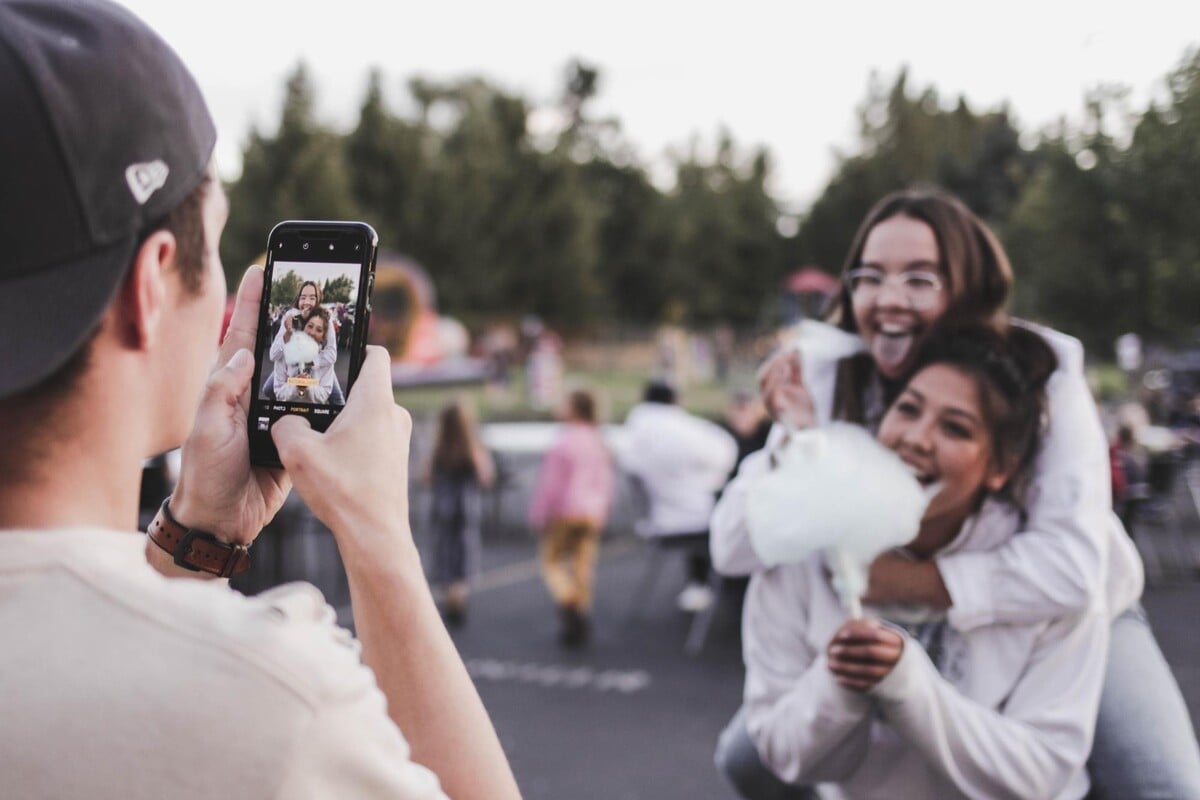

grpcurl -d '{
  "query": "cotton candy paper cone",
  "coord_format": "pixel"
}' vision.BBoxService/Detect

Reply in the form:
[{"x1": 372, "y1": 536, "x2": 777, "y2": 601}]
[{"x1": 746, "y1": 423, "x2": 932, "y2": 614}]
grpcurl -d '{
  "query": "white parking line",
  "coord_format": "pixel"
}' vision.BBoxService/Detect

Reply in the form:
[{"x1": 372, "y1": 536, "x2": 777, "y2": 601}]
[{"x1": 465, "y1": 658, "x2": 652, "y2": 694}]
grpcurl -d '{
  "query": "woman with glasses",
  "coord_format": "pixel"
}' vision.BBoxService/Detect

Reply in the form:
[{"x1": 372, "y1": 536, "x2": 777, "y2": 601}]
[{"x1": 710, "y1": 187, "x2": 1200, "y2": 799}]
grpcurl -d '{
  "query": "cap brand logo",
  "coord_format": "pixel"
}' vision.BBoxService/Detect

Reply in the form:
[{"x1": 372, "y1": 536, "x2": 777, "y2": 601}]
[{"x1": 125, "y1": 160, "x2": 170, "y2": 205}]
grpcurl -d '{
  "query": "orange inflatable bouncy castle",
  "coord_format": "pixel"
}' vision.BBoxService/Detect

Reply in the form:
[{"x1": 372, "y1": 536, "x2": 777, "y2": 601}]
[{"x1": 368, "y1": 252, "x2": 443, "y2": 364}]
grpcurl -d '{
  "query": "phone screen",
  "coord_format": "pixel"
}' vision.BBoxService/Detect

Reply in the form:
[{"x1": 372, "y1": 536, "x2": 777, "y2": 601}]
[{"x1": 248, "y1": 221, "x2": 378, "y2": 467}]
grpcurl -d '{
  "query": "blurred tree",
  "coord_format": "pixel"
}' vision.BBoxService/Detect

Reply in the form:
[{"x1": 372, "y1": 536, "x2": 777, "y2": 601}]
[
  {"x1": 344, "y1": 70, "x2": 425, "y2": 251},
  {"x1": 221, "y1": 64, "x2": 360, "y2": 285},
  {"x1": 662, "y1": 134, "x2": 787, "y2": 327},
  {"x1": 789, "y1": 69, "x2": 1034, "y2": 275},
  {"x1": 1120, "y1": 49, "x2": 1200, "y2": 343},
  {"x1": 269, "y1": 269, "x2": 302, "y2": 307},
  {"x1": 321, "y1": 274, "x2": 355, "y2": 304},
  {"x1": 1007, "y1": 49, "x2": 1200, "y2": 351}
]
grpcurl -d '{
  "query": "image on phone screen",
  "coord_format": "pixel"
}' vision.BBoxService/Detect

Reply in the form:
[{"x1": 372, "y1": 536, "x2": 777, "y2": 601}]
[{"x1": 257, "y1": 263, "x2": 361, "y2": 407}]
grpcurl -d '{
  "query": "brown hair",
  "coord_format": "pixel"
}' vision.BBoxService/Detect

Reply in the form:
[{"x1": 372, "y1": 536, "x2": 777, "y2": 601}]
[
  {"x1": 828, "y1": 187, "x2": 1016, "y2": 425},
  {"x1": 906, "y1": 325, "x2": 1058, "y2": 506},
  {"x1": 165, "y1": 174, "x2": 212, "y2": 294},
  {"x1": 567, "y1": 389, "x2": 598, "y2": 424},
  {"x1": 431, "y1": 402, "x2": 483, "y2": 478},
  {"x1": 294, "y1": 280, "x2": 322, "y2": 310},
  {"x1": 302, "y1": 306, "x2": 331, "y2": 344},
  {"x1": 829, "y1": 187, "x2": 1013, "y2": 335}
]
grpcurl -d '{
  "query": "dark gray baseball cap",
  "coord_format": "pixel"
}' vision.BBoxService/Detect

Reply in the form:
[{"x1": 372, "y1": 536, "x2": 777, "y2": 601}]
[{"x1": 0, "y1": 0, "x2": 216, "y2": 398}]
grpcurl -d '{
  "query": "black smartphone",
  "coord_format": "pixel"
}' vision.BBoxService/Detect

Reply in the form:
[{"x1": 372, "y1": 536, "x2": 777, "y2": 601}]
[{"x1": 248, "y1": 220, "x2": 379, "y2": 468}]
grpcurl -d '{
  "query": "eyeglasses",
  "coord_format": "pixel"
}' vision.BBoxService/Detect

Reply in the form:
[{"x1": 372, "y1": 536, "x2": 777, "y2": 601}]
[{"x1": 845, "y1": 267, "x2": 943, "y2": 311}]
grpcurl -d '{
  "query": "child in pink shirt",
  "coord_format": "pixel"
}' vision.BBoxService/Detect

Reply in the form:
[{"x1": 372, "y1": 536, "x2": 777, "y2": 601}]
[{"x1": 529, "y1": 389, "x2": 616, "y2": 646}]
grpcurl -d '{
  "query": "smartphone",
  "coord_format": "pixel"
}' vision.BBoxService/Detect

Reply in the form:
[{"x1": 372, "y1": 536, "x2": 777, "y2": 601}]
[{"x1": 248, "y1": 221, "x2": 379, "y2": 467}]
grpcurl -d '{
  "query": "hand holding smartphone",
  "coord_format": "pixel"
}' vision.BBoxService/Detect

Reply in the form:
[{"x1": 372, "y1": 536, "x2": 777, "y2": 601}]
[{"x1": 248, "y1": 221, "x2": 378, "y2": 467}]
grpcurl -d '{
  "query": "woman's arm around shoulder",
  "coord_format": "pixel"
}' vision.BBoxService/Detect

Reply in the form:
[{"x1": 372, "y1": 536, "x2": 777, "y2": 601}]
[
  {"x1": 870, "y1": 602, "x2": 1108, "y2": 799},
  {"x1": 937, "y1": 323, "x2": 1133, "y2": 630}
]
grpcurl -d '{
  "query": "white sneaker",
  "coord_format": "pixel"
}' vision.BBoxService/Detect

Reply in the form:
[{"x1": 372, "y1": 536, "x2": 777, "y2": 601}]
[{"x1": 677, "y1": 582, "x2": 714, "y2": 613}]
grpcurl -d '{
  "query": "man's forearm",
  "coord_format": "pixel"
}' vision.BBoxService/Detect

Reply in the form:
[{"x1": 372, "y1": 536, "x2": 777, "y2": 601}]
[{"x1": 340, "y1": 528, "x2": 522, "y2": 800}]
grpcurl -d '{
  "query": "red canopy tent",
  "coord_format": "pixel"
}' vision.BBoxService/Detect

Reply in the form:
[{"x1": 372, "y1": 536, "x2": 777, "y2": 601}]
[{"x1": 785, "y1": 266, "x2": 839, "y2": 295}]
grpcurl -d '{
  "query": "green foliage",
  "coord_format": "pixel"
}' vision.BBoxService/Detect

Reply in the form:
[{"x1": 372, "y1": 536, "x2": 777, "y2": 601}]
[
  {"x1": 222, "y1": 52, "x2": 1200, "y2": 353},
  {"x1": 321, "y1": 275, "x2": 355, "y2": 304},
  {"x1": 789, "y1": 69, "x2": 1034, "y2": 274},
  {"x1": 221, "y1": 64, "x2": 360, "y2": 284},
  {"x1": 1006, "y1": 48, "x2": 1200, "y2": 352},
  {"x1": 269, "y1": 270, "x2": 301, "y2": 307}
]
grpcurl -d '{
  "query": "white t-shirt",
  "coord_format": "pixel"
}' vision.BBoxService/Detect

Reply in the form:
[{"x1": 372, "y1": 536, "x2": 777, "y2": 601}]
[{"x1": 0, "y1": 527, "x2": 447, "y2": 800}]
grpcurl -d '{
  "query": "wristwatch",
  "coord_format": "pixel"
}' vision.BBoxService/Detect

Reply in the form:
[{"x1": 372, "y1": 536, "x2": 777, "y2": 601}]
[{"x1": 147, "y1": 496, "x2": 250, "y2": 578}]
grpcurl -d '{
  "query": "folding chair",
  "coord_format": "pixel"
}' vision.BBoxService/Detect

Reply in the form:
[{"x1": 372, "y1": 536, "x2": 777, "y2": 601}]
[{"x1": 621, "y1": 474, "x2": 730, "y2": 655}]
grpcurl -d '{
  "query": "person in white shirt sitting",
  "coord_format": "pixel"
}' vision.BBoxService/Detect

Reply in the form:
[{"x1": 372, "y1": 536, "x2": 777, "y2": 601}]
[{"x1": 621, "y1": 381, "x2": 737, "y2": 612}]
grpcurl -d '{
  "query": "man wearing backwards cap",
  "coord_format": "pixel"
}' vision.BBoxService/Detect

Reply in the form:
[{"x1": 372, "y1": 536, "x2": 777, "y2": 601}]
[{"x1": 0, "y1": 2, "x2": 520, "y2": 798}]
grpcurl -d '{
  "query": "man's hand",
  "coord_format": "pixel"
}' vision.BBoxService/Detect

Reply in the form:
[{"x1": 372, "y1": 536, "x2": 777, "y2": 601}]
[
  {"x1": 271, "y1": 346, "x2": 413, "y2": 563},
  {"x1": 170, "y1": 266, "x2": 290, "y2": 545},
  {"x1": 861, "y1": 551, "x2": 953, "y2": 609},
  {"x1": 827, "y1": 618, "x2": 904, "y2": 692},
  {"x1": 758, "y1": 348, "x2": 816, "y2": 430}
]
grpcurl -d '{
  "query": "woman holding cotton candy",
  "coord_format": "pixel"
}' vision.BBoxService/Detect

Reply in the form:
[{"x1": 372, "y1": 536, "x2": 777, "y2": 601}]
[
  {"x1": 736, "y1": 327, "x2": 1112, "y2": 799},
  {"x1": 711, "y1": 188, "x2": 1200, "y2": 798},
  {"x1": 266, "y1": 280, "x2": 340, "y2": 403},
  {"x1": 274, "y1": 307, "x2": 336, "y2": 403}
]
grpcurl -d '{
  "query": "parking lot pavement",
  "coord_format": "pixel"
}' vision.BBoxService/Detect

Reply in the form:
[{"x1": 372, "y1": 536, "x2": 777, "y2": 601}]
[{"x1": 445, "y1": 536, "x2": 746, "y2": 800}]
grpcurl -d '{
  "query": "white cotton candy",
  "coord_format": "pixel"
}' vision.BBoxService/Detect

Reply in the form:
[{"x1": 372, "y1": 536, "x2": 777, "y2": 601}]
[
  {"x1": 746, "y1": 423, "x2": 932, "y2": 615},
  {"x1": 789, "y1": 319, "x2": 867, "y2": 363},
  {"x1": 284, "y1": 331, "x2": 320, "y2": 369},
  {"x1": 788, "y1": 321, "x2": 867, "y2": 427}
]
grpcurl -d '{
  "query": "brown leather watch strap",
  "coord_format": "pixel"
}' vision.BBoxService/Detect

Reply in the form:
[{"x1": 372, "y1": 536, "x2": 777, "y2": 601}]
[{"x1": 147, "y1": 497, "x2": 250, "y2": 578}]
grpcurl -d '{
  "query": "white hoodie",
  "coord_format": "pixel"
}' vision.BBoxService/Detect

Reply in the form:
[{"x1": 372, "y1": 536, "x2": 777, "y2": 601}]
[
  {"x1": 738, "y1": 460, "x2": 1107, "y2": 799},
  {"x1": 711, "y1": 321, "x2": 1144, "y2": 628},
  {"x1": 618, "y1": 402, "x2": 737, "y2": 537}
]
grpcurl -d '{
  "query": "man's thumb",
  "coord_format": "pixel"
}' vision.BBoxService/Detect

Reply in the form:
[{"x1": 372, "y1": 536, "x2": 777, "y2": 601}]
[
  {"x1": 204, "y1": 348, "x2": 254, "y2": 407},
  {"x1": 270, "y1": 414, "x2": 318, "y2": 470}
]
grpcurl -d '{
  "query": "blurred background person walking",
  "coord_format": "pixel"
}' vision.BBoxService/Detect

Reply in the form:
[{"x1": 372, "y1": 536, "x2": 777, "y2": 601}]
[
  {"x1": 529, "y1": 389, "x2": 615, "y2": 647},
  {"x1": 425, "y1": 401, "x2": 495, "y2": 626}
]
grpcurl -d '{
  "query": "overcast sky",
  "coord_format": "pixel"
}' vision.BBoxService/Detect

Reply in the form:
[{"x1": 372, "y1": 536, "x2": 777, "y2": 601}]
[{"x1": 123, "y1": 0, "x2": 1199, "y2": 212}]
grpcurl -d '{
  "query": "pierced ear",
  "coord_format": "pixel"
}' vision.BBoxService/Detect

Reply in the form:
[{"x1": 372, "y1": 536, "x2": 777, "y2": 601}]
[{"x1": 117, "y1": 231, "x2": 177, "y2": 350}]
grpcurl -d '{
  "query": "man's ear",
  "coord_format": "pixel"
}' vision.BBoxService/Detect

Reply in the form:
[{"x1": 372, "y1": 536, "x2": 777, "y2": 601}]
[{"x1": 114, "y1": 231, "x2": 178, "y2": 350}]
